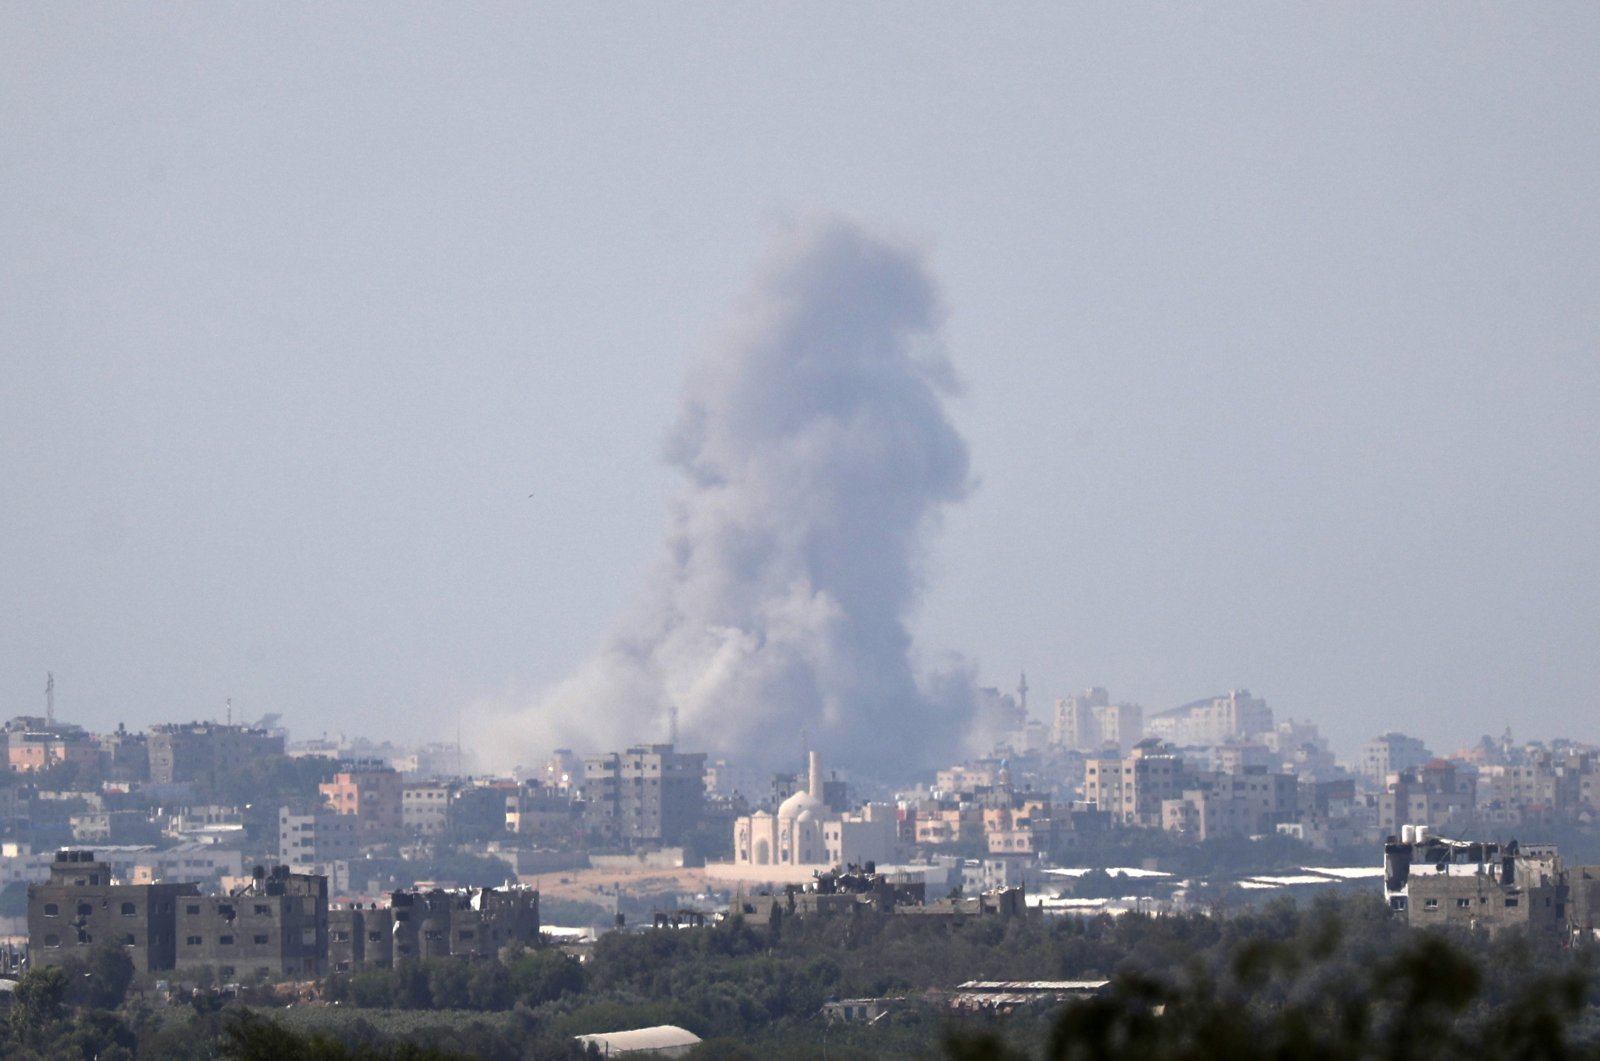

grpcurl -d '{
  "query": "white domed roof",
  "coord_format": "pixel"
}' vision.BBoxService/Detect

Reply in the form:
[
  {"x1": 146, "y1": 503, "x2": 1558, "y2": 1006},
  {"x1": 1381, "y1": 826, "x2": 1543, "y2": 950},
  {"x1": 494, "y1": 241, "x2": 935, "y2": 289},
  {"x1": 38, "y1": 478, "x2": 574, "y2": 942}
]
[{"x1": 777, "y1": 789, "x2": 825, "y2": 820}]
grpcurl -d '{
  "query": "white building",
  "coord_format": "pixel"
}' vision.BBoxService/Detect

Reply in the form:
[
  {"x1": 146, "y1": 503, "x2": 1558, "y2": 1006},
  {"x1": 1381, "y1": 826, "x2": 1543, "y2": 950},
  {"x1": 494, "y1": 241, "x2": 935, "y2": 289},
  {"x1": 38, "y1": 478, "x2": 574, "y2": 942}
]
[
  {"x1": 733, "y1": 752, "x2": 896, "y2": 869},
  {"x1": 1144, "y1": 690, "x2": 1272, "y2": 747}
]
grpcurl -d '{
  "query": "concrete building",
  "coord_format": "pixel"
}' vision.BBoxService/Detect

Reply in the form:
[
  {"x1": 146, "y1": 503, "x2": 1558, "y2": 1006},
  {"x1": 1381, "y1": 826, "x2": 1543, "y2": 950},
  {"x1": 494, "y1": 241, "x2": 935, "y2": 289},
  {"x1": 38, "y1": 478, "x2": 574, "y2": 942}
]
[
  {"x1": 505, "y1": 781, "x2": 577, "y2": 838},
  {"x1": 328, "y1": 884, "x2": 540, "y2": 970},
  {"x1": 1144, "y1": 690, "x2": 1273, "y2": 748},
  {"x1": 1360, "y1": 732, "x2": 1432, "y2": 789},
  {"x1": 402, "y1": 781, "x2": 451, "y2": 836},
  {"x1": 174, "y1": 866, "x2": 328, "y2": 980},
  {"x1": 28, "y1": 850, "x2": 196, "y2": 972},
  {"x1": 319, "y1": 764, "x2": 404, "y2": 838},
  {"x1": 1377, "y1": 759, "x2": 1476, "y2": 835},
  {"x1": 1052, "y1": 688, "x2": 1143, "y2": 755},
  {"x1": 279, "y1": 807, "x2": 360, "y2": 875},
  {"x1": 7, "y1": 724, "x2": 99, "y2": 774},
  {"x1": 582, "y1": 744, "x2": 706, "y2": 846},
  {"x1": 1084, "y1": 740, "x2": 1188, "y2": 827},
  {"x1": 1382, "y1": 828, "x2": 1568, "y2": 941},
  {"x1": 31, "y1": 850, "x2": 539, "y2": 981},
  {"x1": 1160, "y1": 767, "x2": 1298, "y2": 840},
  {"x1": 147, "y1": 722, "x2": 285, "y2": 786}
]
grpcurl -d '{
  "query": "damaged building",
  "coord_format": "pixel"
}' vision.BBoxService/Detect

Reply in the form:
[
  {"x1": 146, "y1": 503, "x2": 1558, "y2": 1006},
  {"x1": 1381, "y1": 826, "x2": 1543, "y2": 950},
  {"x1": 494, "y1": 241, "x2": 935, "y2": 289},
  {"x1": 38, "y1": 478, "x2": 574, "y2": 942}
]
[
  {"x1": 1382, "y1": 826, "x2": 1574, "y2": 941},
  {"x1": 29, "y1": 852, "x2": 326, "y2": 979},
  {"x1": 31, "y1": 850, "x2": 540, "y2": 980},
  {"x1": 733, "y1": 863, "x2": 1027, "y2": 927},
  {"x1": 328, "y1": 885, "x2": 540, "y2": 972}
]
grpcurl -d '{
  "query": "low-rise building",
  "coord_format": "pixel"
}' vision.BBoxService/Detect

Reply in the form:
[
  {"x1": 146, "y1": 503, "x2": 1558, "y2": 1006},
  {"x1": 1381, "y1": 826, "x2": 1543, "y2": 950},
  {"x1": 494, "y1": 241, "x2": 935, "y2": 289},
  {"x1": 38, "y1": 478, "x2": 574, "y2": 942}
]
[
  {"x1": 174, "y1": 866, "x2": 328, "y2": 980},
  {"x1": 328, "y1": 884, "x2": 540, "y2": 971},
  {"x1": 28, "y1": 850, "x2": 197, "y2": 972},
  {"x1": 402, "y1": 782, "x2": 451, "y2": 836},
  {"x1": 1382, "y1": 827, "x2": 1571, "y2": 941}
]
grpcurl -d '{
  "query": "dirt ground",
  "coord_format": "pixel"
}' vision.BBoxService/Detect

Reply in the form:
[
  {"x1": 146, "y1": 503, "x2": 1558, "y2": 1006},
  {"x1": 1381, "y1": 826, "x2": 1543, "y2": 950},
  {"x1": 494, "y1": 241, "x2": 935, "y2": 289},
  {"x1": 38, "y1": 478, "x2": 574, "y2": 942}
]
[
  {"x1": 523, "y1": 864, "x2": 714, "y2": 903},
  {"x1": 524, "y1": 861, "x2": 820, "y2": 905}
]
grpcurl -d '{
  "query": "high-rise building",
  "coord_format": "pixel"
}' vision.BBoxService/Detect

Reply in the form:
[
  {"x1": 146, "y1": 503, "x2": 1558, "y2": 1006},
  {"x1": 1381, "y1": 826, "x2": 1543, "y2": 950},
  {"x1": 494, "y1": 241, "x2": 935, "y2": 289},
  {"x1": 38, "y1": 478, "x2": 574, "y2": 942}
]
[
  {"x1": 1052, "y1": 688, "x2": 1143, "y2": 754},
  {"x1": 1360, "y1": 732, "x2": 1432, "y2": 788},
  {"x1": 582, "y1": 744, "x2": 706, "y2": 846}
]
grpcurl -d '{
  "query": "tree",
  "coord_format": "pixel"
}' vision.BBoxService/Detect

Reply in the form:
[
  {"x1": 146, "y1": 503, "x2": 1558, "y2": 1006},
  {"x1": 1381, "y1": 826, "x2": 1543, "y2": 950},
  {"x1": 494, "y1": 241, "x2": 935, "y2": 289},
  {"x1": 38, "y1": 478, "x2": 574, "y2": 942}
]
[
  {"x1": 8, "y1": 965, "x2": 69, "y2": 1045},
  {"x1": 63, "y1": 940, "x2": 137, "y2": 1009}
]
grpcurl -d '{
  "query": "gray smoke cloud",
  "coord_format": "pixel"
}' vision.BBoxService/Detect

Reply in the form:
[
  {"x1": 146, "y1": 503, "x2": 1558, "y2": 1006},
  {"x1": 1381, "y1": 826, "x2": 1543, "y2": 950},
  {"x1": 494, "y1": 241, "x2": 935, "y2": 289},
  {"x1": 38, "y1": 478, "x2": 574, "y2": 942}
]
[{"x1": 514, "y1": 217, "x2": 977, "y2": 776}]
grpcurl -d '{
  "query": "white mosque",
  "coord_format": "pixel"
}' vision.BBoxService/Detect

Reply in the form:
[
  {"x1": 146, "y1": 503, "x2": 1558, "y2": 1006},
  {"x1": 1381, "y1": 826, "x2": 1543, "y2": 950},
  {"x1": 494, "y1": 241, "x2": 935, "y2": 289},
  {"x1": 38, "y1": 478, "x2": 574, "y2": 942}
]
[{"x1": 732, "y1": 751, "x2": 898, "y2": 869}]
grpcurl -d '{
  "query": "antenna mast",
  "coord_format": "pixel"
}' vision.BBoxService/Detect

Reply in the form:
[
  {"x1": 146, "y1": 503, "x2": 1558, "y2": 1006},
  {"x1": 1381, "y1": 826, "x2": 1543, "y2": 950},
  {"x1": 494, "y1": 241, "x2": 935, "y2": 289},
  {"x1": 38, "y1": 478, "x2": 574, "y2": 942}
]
[
  {"x1": 45, "y1": 672, "x2": 55, "y2": 726},
  {"x1": 667, "y1": 705, "x2": 679, "y2": 746}
]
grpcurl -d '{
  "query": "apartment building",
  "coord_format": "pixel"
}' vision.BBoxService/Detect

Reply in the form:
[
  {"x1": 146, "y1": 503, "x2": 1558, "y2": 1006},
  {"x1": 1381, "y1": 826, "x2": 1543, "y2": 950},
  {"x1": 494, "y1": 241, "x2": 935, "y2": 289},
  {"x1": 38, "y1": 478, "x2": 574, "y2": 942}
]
[
  {"x1": 582, "y1": 744, "x2": 706, "y2": 846},
  {"x1": 147, "y1": 722, "x2": 284, "y2": 786},
  {"x1": 319, "y1": 764, "x2": 404, "y2": 838}
]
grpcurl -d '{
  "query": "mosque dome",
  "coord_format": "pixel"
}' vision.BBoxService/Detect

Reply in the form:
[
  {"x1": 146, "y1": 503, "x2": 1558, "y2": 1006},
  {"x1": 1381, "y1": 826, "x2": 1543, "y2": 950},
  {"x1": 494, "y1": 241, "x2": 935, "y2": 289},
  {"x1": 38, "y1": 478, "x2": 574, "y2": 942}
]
[{"x1": 777, "y1": 789, "x2": 825, "y2": 821}]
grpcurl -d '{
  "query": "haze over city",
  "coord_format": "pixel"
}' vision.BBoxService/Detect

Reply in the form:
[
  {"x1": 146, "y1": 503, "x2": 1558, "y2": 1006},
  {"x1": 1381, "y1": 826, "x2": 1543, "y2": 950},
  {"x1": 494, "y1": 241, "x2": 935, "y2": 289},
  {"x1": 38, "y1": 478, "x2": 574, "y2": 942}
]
[{"x1": 5, "y1": 7, "x2": 1598, "y2": 768}]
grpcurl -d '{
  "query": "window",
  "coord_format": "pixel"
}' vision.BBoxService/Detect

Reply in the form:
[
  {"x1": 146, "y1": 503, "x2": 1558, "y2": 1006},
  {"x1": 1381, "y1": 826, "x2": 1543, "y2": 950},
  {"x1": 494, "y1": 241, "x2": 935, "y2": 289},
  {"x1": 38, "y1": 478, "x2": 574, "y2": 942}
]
[
  {"x1": 1505, "y1": 897, "x2": 1520, "y2": 907},
  {"x1": 254, "y1": 904, "x2": 270, "y2": 916},
  {"x1": 44, "y1": 934, "x2": 60, "y2": 947},
  {"x1": 77, "y1": 903, "x2": 92, "y2": 917},
  {"x1": 1457, "y1": 898, "x2": 1472, "y2": 908},
  {"x1": 1424, "y1": 899, "x2": 1439, "y2": 909},
  {"x1": 186, "y1": 936, "x2": 202, "y2": 946},
  {"x1": 219, "y1": 934, "x2": 234, "y2": 945},
  {"x1": 254, "y1": 934, "x2": 269, "y2": 945},
  {"x1": 124, "y1": 934, "x2": 135, "y2": 946},
  {"x1": 368, "y1": 931, "x2": 382, "y2": 942},
  {"x1": 120, "y1": 902, "x2": 137, "y2": 916},
  {"x1": 43, "y1": 903, "x2": 58, "y2": 917},
  {"x1": 186, "y1": 905, "x2": 200, "y2": 915}
]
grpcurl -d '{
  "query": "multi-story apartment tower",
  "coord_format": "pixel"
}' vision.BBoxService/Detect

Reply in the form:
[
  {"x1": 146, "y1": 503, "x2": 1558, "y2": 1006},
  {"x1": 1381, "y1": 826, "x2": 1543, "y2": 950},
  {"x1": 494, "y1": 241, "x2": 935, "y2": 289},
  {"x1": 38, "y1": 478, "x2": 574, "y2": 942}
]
[
  {"x1": 1083, "y1": 740, "x2": 1189, "y2": 827},
  {"x1": 1360, "y1": 732, "x2": 1432, "y2": 789},
  {"x1": 1053, "y1": 688, "x2": 1144, "y2": 754},
  {"x1": 582, "y1": 743, "x2": 706, "y2": 846},
  {"x1": 318, "y1": 763, "x2": 404, "y2": 838}
]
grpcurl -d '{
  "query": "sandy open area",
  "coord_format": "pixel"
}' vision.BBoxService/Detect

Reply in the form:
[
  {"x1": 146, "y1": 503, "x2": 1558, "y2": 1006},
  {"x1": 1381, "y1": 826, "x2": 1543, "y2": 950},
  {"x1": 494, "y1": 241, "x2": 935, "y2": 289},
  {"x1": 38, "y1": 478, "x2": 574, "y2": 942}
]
[{"x1": 524, "y1": 862, "x2": 823, "y2": 905}]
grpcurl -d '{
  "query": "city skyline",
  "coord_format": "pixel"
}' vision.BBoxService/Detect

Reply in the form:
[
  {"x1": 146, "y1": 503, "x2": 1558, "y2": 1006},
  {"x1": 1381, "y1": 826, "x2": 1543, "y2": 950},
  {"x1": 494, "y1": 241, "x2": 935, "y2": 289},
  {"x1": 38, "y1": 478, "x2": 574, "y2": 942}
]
[{"x1": 5, "y1": 7, "x2": 1598, "y2": 764}]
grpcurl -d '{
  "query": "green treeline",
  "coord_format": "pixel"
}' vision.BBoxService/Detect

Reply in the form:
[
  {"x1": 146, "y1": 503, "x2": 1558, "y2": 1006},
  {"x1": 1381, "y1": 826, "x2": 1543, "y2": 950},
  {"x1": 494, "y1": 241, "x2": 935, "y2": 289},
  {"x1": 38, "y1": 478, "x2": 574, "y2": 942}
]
[{"x1": 5, "y1": 895, "x2": 1600, "y2": 1059}]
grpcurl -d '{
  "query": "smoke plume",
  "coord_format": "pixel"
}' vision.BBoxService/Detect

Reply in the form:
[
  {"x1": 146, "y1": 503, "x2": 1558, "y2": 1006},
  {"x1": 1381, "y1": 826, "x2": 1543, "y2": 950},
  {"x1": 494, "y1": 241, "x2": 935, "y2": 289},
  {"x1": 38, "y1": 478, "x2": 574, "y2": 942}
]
[{"x1": 517, "y1": 217, "x2": 975, "y2": 776}]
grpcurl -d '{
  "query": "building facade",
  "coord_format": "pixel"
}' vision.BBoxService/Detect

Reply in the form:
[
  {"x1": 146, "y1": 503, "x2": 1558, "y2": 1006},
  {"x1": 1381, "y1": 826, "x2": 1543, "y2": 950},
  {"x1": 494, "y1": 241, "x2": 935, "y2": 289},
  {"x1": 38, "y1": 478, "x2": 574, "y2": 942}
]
[
  {"x1": 582, "y1": 744, "x2": 706, "y2": 846},
  {"x1": 147, "y1": 723, "x2": 285, "y2": 787}
]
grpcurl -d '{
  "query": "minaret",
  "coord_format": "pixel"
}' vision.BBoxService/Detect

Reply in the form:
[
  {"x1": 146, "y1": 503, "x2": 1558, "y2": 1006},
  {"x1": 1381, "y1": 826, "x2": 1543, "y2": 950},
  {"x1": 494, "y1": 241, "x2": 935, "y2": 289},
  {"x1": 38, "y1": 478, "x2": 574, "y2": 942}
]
[
  {"x1": 1017, "y1": 672, "x2": 1029, "y2": 713},
  {"x1": 808, "y1": 751, "x2": 823, "y2": 799}
]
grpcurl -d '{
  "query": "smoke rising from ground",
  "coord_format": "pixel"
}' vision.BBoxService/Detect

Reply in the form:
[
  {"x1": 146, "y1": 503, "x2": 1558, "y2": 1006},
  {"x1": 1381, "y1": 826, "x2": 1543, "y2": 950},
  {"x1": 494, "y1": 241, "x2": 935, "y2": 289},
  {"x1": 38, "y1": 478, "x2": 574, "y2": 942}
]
[{"x1": 513, "y1": 218, "x2": 978, "y2": 776}]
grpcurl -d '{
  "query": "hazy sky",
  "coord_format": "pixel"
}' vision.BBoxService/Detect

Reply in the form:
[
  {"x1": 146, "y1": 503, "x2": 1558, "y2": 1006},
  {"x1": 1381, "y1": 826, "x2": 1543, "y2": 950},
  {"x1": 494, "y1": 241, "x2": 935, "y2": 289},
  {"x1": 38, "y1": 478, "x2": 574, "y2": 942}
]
[{"x1": 4, "y1": 5, "x2": 1597, "y2": 766}]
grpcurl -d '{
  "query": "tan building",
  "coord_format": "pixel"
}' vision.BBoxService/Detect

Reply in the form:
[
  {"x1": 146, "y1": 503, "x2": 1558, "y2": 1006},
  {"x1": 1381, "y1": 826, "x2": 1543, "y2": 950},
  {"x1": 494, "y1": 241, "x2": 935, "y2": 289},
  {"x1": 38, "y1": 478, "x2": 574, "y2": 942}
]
[{"x1": 1084, "y1": 741, "x2": 1187, "y2": 827}]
